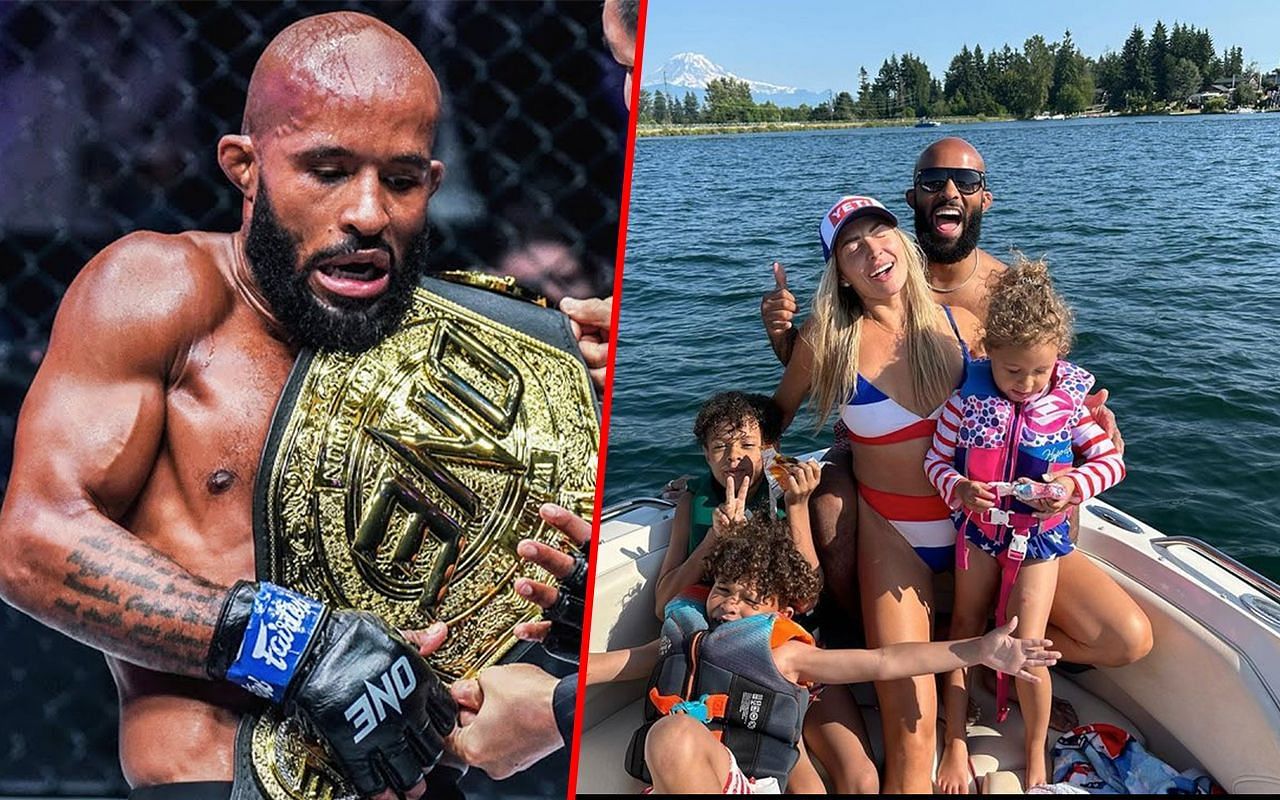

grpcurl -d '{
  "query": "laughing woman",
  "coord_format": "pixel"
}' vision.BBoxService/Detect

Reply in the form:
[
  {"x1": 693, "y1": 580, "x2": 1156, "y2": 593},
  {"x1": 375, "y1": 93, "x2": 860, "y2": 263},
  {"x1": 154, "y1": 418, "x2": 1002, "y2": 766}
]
[{"x1": 773, "y1": 195, "x2": 981, "y2": 792}]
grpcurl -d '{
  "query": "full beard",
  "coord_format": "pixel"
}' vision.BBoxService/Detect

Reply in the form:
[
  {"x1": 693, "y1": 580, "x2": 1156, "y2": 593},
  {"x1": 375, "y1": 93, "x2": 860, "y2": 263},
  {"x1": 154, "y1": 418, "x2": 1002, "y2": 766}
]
[
  {"x1": 245, "y1": 184, "x2": 429, "y2": 353},
  {"x1": 914, "y1": 202, "x2": 983, "y2": 265}
]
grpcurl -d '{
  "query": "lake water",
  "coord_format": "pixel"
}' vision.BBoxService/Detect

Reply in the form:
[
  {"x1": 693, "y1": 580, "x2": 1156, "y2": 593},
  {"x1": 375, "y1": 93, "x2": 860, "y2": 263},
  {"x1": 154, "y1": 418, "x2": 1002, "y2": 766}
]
[{"x1": 604, "y1": 113, "x2": 1280, "y2": 580}]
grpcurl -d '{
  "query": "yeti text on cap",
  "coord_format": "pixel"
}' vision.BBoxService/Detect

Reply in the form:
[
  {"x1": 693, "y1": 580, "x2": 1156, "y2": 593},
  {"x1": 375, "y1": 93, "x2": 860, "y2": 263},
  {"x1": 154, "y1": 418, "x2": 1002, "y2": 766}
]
[{"x1": 829, "y1": 196, "x2": 879, "y2": 226}]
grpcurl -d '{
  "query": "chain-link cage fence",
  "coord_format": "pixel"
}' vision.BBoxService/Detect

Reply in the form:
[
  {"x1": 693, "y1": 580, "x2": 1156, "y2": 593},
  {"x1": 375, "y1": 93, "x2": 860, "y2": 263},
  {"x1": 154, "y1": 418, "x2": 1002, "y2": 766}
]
[{"x1": 0, "y1": 1, "x2": 627, "y2": 795}]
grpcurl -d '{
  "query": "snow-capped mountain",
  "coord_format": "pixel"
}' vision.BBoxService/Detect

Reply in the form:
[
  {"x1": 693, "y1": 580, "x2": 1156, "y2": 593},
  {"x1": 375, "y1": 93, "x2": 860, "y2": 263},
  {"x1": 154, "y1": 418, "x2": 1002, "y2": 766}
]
[{"x1": 642, "y1": 52, "x2": 830, "y2": 108}]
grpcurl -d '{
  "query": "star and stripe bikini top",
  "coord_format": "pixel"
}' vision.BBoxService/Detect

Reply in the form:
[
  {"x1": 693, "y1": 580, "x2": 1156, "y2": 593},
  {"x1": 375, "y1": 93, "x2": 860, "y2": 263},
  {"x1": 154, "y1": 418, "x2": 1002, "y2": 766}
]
[{"x1": 841, "y1": 306, "x2": 969, "y2": 446}]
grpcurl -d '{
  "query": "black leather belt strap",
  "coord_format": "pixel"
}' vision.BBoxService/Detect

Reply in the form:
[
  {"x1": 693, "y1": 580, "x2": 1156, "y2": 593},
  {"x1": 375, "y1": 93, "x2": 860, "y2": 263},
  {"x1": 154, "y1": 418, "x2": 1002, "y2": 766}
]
[{"x1": 129, "y1": 782, "x2": 233, "y2": 800}]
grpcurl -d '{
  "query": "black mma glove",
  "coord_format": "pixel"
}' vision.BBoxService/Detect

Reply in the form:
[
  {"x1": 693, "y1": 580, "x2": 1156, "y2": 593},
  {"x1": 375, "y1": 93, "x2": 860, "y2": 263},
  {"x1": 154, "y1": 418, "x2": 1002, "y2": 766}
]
[
  {"x1": 206, "y1": 581, "x2": 457, "y2": 796},
  {"x1": 540, "y1": 542, "x2": 588, "y2": 663}
]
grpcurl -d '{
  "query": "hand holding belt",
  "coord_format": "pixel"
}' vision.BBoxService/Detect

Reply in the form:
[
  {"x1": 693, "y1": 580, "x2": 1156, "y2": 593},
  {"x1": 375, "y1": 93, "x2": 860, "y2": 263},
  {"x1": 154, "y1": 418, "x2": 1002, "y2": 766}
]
[
  {"x1": 208, "y1": 582, "x2": 457, "y2": 797},
  {"x1": 512, "y1": 503, "x2": 593, "y2": 664},
  {"x1": 242, "y1": 283, "x2": 599, "y2": 797},
  {"x1": 540, "y1": 540, "x2": 588, "y2": 662}
]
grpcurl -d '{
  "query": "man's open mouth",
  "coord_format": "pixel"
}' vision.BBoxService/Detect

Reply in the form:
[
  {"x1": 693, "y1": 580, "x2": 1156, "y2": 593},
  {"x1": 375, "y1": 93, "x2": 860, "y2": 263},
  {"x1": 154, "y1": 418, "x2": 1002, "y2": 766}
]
[
  {"x1": 932, "y1": 205, "x2": 964, "y2": 237},
  {"x1": 311, "y1": 250, "x2": 392, "y2": 300}
]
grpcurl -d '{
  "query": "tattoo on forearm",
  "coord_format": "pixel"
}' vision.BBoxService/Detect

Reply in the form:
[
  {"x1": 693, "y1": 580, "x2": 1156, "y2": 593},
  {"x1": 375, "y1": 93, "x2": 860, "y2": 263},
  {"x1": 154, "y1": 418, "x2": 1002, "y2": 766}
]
[
  {"x1": 81, "y1": 532, "x2": 113, "y2": 553},
  {"x1": 134, "y1": 623, "x2": 162, "y2": 639},
  {"x1": 66, "y1": 550, "x2": 109, "y2": 580},
  {"x1": 62, "y1": 572, "x2": 122, "y2": 604},
  {"x1": 162, "y1": 630, "x2": 209, "y2": 651},
  {"x1": 44, "y1": 529, "x2": 226, "y2": 676},
  {"x1": 113, "y1": 568, "x2": 162, "y2": 592},
  {"x1": 82, "y1": 607, "x2": 124, "y2": 628},
  {"x1": 125, "y1": 594, "x2": 179, "y2": 619}
]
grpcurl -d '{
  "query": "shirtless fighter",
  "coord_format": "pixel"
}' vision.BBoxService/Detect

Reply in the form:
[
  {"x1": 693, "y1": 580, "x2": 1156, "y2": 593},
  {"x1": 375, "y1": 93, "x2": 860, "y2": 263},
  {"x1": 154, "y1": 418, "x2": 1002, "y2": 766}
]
[{"x1": 0, "y1": 12, "x2": 599, "y2": 800}]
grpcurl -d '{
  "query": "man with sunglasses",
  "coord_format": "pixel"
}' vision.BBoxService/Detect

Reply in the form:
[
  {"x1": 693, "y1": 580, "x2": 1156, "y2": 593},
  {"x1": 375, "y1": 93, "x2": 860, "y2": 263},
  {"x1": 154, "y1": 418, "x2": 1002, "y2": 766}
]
[
  {"x1": 904, "y1": 138, "x2": 1004, "y2": 317},
  {"x1": 758, "y1": 138, "x2": 1152, "y2": 735}
]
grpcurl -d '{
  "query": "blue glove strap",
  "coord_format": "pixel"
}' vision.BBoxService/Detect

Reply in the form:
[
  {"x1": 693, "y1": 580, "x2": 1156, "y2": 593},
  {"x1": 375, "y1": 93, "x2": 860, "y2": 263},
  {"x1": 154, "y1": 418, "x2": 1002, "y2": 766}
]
[{"x1": 225, "y1": 582, "x2": 324, "y2": 703}]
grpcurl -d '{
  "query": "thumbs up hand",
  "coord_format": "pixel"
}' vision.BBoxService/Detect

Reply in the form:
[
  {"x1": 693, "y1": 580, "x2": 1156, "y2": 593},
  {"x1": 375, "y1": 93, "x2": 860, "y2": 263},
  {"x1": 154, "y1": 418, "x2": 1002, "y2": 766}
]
[
  {"x1": 772, "y1": 261, "x2": 789, "y2": 292},
  {"x1": 760, "y1": 261, "x2": 798, "y2": 364}
]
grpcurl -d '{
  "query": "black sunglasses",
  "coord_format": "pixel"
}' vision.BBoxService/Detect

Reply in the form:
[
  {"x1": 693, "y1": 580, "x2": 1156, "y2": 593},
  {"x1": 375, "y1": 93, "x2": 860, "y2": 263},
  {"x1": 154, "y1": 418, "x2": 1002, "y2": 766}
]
[{"x1": 914, "y1": 167, "x2": 986, "y2": 195}]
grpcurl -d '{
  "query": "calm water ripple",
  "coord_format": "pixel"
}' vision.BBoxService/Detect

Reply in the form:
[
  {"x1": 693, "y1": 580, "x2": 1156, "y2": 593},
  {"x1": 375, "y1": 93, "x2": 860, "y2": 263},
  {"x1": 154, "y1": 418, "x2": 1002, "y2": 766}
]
[{"x1": 606, "y1": 114, "x2": 1280, "y2": 579}]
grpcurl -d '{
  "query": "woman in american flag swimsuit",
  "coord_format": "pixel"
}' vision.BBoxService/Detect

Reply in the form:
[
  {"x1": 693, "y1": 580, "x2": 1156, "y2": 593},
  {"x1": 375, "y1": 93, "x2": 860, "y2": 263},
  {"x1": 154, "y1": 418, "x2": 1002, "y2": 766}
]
[{"x1": 772, "y1": 194, "x2": 983, "y2": 792}]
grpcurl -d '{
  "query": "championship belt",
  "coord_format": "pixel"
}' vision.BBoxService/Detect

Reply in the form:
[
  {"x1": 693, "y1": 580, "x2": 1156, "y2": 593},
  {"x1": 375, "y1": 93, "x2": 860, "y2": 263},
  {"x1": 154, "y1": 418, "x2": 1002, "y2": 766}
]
[{"x1": 241, "y1": 276, "x2": 599, "y2": 800}]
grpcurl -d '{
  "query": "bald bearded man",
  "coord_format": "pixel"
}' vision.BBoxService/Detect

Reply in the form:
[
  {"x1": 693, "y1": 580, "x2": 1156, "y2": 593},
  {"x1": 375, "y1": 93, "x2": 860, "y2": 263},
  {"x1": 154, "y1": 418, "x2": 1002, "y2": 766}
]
[{"x1": 0, "y1": 12, "x2": 600, "y2": 800}]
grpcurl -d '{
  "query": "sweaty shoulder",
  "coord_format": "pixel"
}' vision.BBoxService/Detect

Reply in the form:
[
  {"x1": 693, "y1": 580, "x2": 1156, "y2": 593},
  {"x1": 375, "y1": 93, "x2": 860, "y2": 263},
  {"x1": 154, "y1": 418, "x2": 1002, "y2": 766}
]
[{"x1": 54, "y1": 231, "x2": 236, "y2": 374}]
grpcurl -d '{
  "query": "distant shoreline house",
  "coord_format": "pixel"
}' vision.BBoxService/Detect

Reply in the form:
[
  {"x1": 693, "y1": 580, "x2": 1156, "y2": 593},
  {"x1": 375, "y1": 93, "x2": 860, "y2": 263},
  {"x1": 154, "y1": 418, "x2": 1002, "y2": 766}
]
[
  {"x1": 1186, "y1": 75, "x2": 1264, "y2": 108},
  {"x1": 1265, "y1": 69, "x2": 1280, "y2": 110},
  {"x1": 1185, "y1": 89, "x2": 1228, "y2": 107}
]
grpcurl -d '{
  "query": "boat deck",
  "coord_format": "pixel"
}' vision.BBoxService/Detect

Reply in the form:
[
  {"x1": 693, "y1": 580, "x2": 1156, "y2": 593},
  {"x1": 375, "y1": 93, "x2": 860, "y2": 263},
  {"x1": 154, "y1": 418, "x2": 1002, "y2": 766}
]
[{"x1": 580, "y1": 496, "x2": 1280, "y2": 793}]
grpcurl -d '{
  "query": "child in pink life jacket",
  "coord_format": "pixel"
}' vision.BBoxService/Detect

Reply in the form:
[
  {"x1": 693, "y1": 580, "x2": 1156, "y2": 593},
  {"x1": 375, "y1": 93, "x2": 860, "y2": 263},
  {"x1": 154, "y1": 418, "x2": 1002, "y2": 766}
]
[{"x1": 923, "y1": 257, "x2": 1125, "y2": 791}]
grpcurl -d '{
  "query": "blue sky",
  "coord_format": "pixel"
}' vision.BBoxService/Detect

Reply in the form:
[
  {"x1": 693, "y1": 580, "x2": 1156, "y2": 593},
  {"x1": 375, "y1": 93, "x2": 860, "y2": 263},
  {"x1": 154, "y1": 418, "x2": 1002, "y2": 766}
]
[{"x1": 640, "y1": 0, "x2": 1280, "y2": 92}]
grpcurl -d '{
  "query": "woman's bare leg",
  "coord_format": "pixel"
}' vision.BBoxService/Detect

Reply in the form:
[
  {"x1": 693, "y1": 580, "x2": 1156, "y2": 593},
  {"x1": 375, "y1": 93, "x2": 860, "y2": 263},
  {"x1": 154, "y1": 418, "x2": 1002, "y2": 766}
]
[
  {"x1": 1007, "y1": 558, "x2": 1060, "y2": 790},
  {"x1": 803, "y1": 684, "x2": 879, "y2": 794},
  {"x1": 858, "y1": 495, "x2": 938, "y2": 794},
  {"x1": 1048, "y1": 521, "x2": 1152, "y2": 668}
]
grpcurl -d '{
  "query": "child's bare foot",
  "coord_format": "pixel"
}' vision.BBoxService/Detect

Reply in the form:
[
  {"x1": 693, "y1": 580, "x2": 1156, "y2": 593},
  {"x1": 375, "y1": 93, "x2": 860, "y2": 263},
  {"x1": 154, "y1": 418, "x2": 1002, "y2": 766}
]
[
  {"x1": 1025, "y1": 752, "x2": 1048, "y2": 790},
  {"x1": 979, "y1": 667, "x2": 1078, "y2": 730},
  {"x1": 935, "y1": 740, "x2": 972, "y2": 794}
]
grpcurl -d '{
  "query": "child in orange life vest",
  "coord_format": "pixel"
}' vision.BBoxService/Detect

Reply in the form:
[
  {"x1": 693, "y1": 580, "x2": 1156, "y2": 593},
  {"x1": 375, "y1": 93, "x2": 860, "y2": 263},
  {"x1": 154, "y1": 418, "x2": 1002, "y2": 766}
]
[
  {"x1": 586, "y1": 516, "x2": 1061, "y2": 795},
  {"x1": 924, "y1": 258, "x2": 1126, "y2": 792}
]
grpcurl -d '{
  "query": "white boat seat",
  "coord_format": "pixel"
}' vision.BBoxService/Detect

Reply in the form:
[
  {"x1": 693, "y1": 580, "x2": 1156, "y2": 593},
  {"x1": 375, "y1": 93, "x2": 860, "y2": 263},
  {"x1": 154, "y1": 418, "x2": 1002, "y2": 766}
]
[
  {"x1": 581, "y1": 503, "x2": 1150, "y2": 794},
  {"x1": 578, "y1": 693, "x2": 650, "y2": 794},
  {"x1": 578, "y1": 673, "x2": 1143, "y2": 794},
  {"x1": 982, "y1": 769, "x2": 1025, "y2": 793}
]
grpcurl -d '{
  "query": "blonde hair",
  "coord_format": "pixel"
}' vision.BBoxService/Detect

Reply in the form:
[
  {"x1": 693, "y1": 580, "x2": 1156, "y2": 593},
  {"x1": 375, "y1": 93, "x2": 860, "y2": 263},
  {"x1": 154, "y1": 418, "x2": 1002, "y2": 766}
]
[
  {"x1": 805, "y1": 227, "x2": 956, "y2": 427},
  {"x1": 982, "y1": 255, "x2": 1074, "y2": 355}
]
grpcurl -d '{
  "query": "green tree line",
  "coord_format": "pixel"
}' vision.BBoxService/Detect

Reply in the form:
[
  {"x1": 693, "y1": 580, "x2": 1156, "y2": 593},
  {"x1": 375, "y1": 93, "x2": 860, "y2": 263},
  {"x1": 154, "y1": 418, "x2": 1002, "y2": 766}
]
[{"x1": 638, "y1": 21, "x2": 1270, "y2": 125}]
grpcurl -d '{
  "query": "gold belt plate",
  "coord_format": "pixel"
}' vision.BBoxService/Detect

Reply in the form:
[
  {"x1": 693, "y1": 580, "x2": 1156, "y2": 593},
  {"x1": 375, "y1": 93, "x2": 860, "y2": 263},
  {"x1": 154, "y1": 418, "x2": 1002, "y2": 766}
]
[{"x1": 249, "y1": 286, "x2": 598, "y2": 799}]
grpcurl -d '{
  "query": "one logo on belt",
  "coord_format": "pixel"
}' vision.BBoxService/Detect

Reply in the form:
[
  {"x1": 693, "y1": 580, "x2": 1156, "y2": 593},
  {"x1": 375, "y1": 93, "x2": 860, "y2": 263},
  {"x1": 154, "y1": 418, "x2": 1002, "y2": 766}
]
[
  {"x1": 738, "y1": 692, "x2": 765, "y2": 729},
  {"x1": 344, "y1": 656, "x2": 419, "y2": 743}
]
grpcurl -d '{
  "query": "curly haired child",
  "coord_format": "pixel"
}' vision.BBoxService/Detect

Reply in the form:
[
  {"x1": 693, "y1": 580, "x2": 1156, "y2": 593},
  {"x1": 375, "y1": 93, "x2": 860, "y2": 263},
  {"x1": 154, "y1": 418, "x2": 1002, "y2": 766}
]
[
  {"x1": 924, "y1": 257, "x2": 1126, "y2": 791},
  {"x1": 653, "y1": 391, "x2": 822, "y2": 616}
]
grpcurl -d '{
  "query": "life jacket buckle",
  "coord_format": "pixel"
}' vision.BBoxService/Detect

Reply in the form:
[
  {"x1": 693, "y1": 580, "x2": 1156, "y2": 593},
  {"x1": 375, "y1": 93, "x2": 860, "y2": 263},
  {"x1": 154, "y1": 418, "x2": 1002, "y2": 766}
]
[
  {"x1": 671, "y1": 694, "x2": 712, "y2": 724},
  {"x1": 1007, "y1": 531, "x2": 1030, "y2": 562},
  {"x1": 985, "y1": 507, "x2": 1013, "y2": 527}
]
